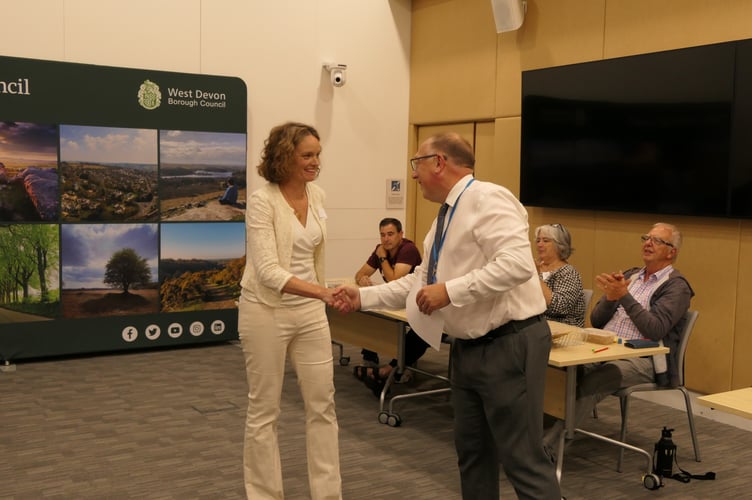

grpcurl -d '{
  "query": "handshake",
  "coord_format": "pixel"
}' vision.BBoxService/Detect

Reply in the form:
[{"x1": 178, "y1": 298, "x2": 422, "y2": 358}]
[
  {"x1": 322, "y1": 281, "x2": 451, "y2": 316},
  {"x1": 325, "y1": 285, "x2": 361, "y2": 314}
]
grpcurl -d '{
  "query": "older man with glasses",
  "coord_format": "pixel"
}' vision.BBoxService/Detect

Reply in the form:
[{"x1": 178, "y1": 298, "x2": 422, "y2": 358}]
[
  {"x1": 544, "y1": 222, "x2": 695, "y2": 452},
  {"x1": 335, "y1": 132, "x2": 561, "y2": 500}
]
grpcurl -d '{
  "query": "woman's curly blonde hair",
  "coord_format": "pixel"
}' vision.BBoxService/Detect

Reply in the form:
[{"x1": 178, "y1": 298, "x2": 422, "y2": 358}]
[{"x1": 257, "y1": 122, "x2": 320, "y2": 183}]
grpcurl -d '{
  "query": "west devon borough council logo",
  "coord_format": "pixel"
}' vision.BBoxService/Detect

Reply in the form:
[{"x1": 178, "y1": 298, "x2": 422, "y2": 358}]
[{"x1": 137, "y1": 79, "x2": 161, "y2": 110}]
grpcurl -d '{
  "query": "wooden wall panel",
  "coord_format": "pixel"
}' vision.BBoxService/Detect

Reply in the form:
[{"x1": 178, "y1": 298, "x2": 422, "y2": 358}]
[
  {"x1": 604, "y1": 0, "x2": 752, "y2": 58},
  {"x1": 490, "y1": 117, "x2": 520, "y2": 195},
  {"x1": 473, "y1": 121, "x2": 496, "y2": 185},
  {"x1": 661, "y1": 218, "x2": 739, "y2": 392},
  {"x1": 410, "y1": 0, "x2": 497, "y2": 124},
  {"x1": 734, "y1": 222, "x2": 752, "y2": 388}
]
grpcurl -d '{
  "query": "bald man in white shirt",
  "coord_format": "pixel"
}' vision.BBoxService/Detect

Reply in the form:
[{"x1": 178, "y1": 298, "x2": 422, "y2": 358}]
[{"x1": 334, "y1": 133, "x2": 560, "y2": 500}]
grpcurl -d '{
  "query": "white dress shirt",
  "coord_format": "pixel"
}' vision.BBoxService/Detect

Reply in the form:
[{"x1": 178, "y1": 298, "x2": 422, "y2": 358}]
[{"x1": 360, "y1": 174, "x2": 546, "y2": 339}]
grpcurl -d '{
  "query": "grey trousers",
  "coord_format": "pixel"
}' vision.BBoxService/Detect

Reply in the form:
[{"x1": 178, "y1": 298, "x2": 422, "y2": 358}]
[
  {"x1": 450, "y1": 317, "x2": 561, "y2": 500},
  {"x1": 575, "y1": 357, "x2": 655, "y2": 426}
]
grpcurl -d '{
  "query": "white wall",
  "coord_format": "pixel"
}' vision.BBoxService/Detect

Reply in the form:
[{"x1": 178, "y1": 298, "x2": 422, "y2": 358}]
[{"x1": 1, "y1": 0, "x2": 412, "y2": 280}]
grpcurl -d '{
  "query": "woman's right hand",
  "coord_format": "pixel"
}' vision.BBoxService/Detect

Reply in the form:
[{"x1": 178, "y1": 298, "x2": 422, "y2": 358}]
[{"x1": 320, "y1": 287, "x2": 337, "y2": 306}]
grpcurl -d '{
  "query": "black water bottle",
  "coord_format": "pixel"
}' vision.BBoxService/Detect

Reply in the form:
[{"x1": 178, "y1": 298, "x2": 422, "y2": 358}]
[{"x1": 653, "y1": 427, "x2": 676, "y2": 477}]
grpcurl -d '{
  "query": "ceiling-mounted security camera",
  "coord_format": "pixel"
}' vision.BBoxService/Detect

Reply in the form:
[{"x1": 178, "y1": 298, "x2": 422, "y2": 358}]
[{"x1": 323, "y1": 63, "x2": 347, "y2": 87}]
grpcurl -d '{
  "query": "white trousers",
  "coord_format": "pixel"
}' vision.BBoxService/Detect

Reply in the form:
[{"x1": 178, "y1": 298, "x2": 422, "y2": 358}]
[{"x1": 238, "y1": 297, "x2": 342, "y2": 500}]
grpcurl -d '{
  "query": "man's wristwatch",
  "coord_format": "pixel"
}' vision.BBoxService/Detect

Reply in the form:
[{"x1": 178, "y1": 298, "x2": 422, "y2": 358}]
[{"x1": 378, "y1": 257, "x2": 387, "y2": 264}]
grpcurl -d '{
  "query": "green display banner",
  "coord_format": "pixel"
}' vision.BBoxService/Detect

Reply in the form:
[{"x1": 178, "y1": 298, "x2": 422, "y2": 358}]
[{"x1": 0, "y1": 55, "x2": 247, "y2": 361}]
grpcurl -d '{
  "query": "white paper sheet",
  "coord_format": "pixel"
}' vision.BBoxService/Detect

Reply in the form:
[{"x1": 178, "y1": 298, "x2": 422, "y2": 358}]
[{"x1": 406, "y1": 281, "x2": 445, "y2": 351}]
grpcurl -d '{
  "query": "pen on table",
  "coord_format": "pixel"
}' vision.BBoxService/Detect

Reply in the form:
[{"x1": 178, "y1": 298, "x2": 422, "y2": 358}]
[{"x1": 592, "y1": 346, "x2": 609, "y2": 353}]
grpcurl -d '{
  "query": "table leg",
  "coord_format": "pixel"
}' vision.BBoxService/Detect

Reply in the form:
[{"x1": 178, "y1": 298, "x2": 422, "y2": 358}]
[
  {"x1": 564, "y1": 365, "x2": 577, "y2": 439},
  {"x1": 378, "y1": 319, "x2": 406, "y2": 413}
]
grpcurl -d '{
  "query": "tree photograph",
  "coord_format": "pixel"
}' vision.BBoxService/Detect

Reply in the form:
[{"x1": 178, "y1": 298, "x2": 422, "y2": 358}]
[
  {"x1": 0, "y1": 223, "x2": 60, "y2": 323},
  {"x1": 104, "y1": 248, "x2": 152, "y2": 293},
  {"x1": 60, "y1": 223, "x2": 159, "y2": 318}
]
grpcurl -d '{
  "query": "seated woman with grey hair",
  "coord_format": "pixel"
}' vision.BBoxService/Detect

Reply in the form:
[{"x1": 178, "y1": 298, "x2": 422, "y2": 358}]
[{"x1": 534, "y1": 223, "x2": 586, "y2": 327}]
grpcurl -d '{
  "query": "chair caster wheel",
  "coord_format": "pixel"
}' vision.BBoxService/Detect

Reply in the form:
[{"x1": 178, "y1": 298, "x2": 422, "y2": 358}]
[
  {"x1": 387, "y1": 413, "x2": 402, "y2": 427},
  {"x1": 643, "y1": 473, "x2": 662, "y2": 490},
  {"x1": 378, "y1": 411, "x2": 401, "y2": 427}
]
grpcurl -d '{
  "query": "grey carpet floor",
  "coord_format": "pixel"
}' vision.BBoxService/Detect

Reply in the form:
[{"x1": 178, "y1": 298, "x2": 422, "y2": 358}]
[{"x1": 1, "y1": 340, "x2": 749, "y2": 499}]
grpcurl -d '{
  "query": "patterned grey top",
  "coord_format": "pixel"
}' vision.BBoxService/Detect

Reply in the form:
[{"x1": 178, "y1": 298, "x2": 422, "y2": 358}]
[{"x1": 542, "y1": 263, "x2": 585, "y2": 327}]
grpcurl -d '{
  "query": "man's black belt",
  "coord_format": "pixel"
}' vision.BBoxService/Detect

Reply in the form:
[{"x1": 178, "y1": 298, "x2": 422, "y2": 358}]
[{"x1": 457, "y1": 314, "x2": 544, "y2": 346}]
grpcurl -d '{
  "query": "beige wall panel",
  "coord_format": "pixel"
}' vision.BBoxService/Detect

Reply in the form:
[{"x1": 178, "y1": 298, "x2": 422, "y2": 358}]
[
  {"x1": 604, "y1": 0, "x2": 752, "y2": 58},
  {"x1": 495, "y1": 35, "x2": 524, "y2": 119},
  {"x1": 734, "y1": 221, "x2": 752, "y2": 388},
  {"x1": 410, "y1": 0, "x2": 497, "y2": 124},
  {"x1": 671, "y1": 218, "x2": 738, "y2": 392},
  {"x1": 495, "y1": 0, "x2": 606, "y2": 118},
  {"x1": 473, "y1": 121, "x2": 496, "y2": 184},
  {"x1": 490, "y1": 118, "x2": 520, "y2": 195}
]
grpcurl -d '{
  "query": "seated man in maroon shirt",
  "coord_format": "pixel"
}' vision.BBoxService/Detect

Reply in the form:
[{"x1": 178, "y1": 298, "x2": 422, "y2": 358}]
[{"x1": 353, "y1": 218, "x2": 427, "y2": 395}]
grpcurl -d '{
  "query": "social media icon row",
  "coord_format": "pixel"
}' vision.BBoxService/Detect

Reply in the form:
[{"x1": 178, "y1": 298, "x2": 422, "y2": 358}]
[{"x1": 121, "y1": 320, "x2": 226, "y2": 342}]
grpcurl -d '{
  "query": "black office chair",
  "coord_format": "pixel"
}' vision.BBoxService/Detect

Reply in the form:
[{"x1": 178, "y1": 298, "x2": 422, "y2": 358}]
[{"x1": 613, "y1": 309, "x2": 701, "y2": 472}]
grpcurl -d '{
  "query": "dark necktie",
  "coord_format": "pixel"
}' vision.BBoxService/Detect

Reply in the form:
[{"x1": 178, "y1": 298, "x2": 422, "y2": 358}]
[{"x1": 426, "y1": 203, "x2": 449, "y2": 284}]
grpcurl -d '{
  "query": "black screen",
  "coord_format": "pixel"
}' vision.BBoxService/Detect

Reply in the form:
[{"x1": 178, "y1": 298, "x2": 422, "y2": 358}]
[
  {"x1": 729, "y1": 39, "x2": 752, "y2": 217},
  {"x1": 521, "y1": 42, "x2": 738, "y2": 217}
]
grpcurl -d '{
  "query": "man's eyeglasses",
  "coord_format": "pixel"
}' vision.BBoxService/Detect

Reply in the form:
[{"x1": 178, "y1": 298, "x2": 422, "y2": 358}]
[
  {"x1": 640, "y1": 234, "x2": 674, "y2": 248},
  {"x1": 409, "y1": 153, "x2": 439, "y2": 171}
]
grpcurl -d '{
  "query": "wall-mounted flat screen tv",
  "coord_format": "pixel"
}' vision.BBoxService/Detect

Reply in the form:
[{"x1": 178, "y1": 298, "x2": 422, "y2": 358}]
[{"x1": 521, "y1": 41, "x2": 741, "y2": 218}]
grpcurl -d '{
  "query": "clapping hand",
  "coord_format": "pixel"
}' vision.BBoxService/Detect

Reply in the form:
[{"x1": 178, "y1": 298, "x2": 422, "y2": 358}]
[{"x1": 595, "y1": 271, "x2": 629, "y2": 301}]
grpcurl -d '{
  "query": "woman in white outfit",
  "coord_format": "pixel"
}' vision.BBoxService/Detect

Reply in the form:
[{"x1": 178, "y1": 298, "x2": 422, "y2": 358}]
[{"x1": 237, "y1": 122, "x2": 341, "y2": 499}]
